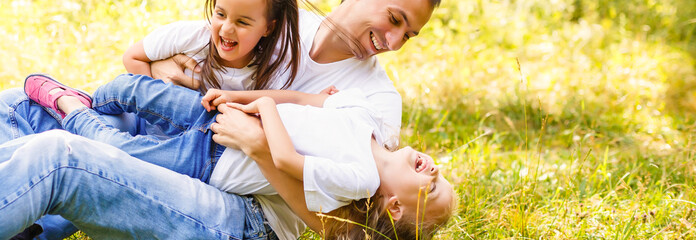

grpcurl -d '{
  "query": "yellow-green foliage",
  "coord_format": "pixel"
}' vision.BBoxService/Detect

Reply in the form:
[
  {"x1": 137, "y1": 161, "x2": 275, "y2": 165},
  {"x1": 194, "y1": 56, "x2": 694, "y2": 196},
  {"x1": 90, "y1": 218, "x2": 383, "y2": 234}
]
[{"x1": 2, "y1": 0, "x2": 696, "y2": 239}]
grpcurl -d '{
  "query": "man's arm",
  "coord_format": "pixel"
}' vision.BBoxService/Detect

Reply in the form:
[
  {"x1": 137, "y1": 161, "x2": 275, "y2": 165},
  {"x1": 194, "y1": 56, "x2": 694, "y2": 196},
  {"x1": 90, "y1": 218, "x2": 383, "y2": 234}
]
[{"x1": 149, "y1": 54, "x2": 202, "y2": 89}]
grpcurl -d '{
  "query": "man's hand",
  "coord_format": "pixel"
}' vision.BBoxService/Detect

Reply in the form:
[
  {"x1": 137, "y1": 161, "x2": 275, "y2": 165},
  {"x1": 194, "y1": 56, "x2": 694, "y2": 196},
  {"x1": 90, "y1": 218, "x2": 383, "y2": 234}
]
[
  {"x1": 211, "y1": 106, "x2": 323, "y2": 231},
  {"x1": 211, "y1": 104, "x2": 270, "y2": 160},
  {"x1": 150, "y1": 54, "x2": 202, "y2": 89}
]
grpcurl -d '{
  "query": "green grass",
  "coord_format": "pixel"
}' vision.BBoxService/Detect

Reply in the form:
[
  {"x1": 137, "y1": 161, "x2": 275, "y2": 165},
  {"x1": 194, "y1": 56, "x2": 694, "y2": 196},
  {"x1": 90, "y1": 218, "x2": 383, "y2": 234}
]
[{"x1": 2, "y1": 0, "x2": 696, "y2": 239}]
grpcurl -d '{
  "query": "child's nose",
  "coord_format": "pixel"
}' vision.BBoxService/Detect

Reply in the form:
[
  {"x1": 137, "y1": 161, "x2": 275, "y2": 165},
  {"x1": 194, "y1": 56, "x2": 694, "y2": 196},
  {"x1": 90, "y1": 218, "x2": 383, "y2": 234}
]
[
  {"x1": 222, "y1": 23, "x2": 236, "y2": 34},
  {"x1": 430, "y1": 164, "x2": 439, "y2": 176}
]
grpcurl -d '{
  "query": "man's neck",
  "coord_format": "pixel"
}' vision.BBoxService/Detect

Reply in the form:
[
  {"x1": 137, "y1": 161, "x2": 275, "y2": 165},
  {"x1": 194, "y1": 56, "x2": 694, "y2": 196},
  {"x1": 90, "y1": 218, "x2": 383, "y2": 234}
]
[{"x1": 308, "y1": 7, "x2": 356, "y2": 63}]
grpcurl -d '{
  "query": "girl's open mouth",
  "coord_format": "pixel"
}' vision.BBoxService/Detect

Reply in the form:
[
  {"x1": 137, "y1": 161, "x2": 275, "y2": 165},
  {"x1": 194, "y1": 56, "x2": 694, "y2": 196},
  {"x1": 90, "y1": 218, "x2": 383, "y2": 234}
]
[{"x1": 220, "y1": 38, "x2": 238, "y2": 51}]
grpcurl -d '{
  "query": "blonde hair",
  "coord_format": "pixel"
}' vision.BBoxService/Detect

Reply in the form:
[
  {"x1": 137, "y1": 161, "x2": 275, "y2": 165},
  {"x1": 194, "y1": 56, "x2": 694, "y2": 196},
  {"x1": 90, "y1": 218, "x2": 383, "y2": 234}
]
[{"x1": 320, "y1": 191, "x2": 456, "y2": 240}]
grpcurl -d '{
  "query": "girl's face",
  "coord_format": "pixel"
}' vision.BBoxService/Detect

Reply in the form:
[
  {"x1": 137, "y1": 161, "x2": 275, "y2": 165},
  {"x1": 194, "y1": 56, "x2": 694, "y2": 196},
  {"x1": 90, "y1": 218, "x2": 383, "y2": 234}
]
[
  {"x1": 211, "y1": 0, "x2": 272, "y2": 68},
  {"x1": 378, "y1": 147, "x2": 454, "y2": 221},
  {"x1": 338, "y1": 0, "x2": 435, "y2": 60}
]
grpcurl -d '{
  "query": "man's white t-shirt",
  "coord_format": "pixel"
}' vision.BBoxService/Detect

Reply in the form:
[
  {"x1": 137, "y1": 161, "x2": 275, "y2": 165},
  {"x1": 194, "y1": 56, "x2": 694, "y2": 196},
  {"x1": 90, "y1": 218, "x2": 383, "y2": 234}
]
[
  {"x1": 142, "y1": 20, "x2": 256, "y2": 91},
  {"x1": 210, "y1": 10, "x2": 405, "y2": 240},
  {"x1": 269, "y1": 9, "x2": 402, "y2": 149},
  {"x1": 148, "y1": 11, "x2": 403, "y2": 240}
]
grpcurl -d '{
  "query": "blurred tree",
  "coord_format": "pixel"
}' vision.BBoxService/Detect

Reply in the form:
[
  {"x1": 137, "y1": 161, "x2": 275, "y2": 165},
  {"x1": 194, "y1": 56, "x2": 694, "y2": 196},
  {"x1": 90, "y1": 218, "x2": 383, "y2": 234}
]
[{"x1": 571, "y1": 0, "x2": 583, "y2": 22}]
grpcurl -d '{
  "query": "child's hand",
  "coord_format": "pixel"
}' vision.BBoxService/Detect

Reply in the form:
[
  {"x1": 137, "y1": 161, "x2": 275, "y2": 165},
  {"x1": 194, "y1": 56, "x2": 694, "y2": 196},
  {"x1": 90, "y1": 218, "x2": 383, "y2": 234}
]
[
  {"x1": 226, "y1": 101, "x2": 261, "y2": 114},
  {"x1": 201, "y1": 89, "x2": 234, "y2": 112},
  {"x1": 319, "y1": 85, "x2": 339, "y2": 96},
  {"x1": 226, "y1": 97, "x2": 274, "y2": 114}
]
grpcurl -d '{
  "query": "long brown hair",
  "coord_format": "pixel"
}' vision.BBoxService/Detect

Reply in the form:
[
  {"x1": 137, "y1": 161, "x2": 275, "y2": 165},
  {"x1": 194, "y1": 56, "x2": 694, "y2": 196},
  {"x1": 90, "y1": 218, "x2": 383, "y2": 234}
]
[
  {"x1": 199, "y1": 0, "x2": 300, "y2": 91},
  {"x1": 322, "y1": 193, "x2": 452, "y2": 240}
]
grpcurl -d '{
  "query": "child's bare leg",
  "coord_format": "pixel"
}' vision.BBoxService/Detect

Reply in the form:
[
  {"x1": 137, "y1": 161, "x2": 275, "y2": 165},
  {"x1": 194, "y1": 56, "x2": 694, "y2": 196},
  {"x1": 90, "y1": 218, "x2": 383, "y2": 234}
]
[{"x1": 52, "y1": 89, "x2": 88, "y2": 114}]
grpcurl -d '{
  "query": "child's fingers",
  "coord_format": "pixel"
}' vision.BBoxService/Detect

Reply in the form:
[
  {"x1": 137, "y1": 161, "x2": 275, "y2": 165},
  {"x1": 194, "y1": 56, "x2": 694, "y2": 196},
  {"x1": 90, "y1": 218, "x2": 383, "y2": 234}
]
[
  {"x1": 319, "y1": 85, "x2": 334, "y2": 95},
  {"x1": 212, "y1": 97, "x2": 228, "y2": 108},
  {"x1": 321, "y1": 85, "x2": 339, "y2": 95},
  {"x1": 201, "y1": 99, "x2": 212, "y2": 112},
  {"x1": 201, "y1": 90, "x2": 222, "y2": 111},
  {"x1": 226, "y1": 102, "x2": 244, "y2": 111},
  {"x1": 201, "y1": 91, "x2": 213, "y2": 102},
  {"x1": 226, "y1": 102, "x2": 259, "y2": 113},
  {"x1": 201, "y1": 96, "x2": 212, "y2": 112}
]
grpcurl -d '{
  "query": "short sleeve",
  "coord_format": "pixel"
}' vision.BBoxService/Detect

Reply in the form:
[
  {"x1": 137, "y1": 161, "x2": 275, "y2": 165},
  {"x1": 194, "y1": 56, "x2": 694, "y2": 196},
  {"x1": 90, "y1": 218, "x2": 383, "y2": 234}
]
[
  {"x1": 142, "y1": 21, "x2": 211, "y2": 61},
  {"x1": 322, "y1": 88, "x2": 400, "y2": 150},
  {"x1": 303, "y1": 155, "x2": 380, "y2": 213}
]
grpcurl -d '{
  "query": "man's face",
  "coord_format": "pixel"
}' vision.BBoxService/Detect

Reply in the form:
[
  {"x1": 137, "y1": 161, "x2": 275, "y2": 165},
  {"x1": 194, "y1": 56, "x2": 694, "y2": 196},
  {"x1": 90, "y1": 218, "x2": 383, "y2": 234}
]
[{"x1": 340, "y1": 0, "x2": 435, "y2": 59}]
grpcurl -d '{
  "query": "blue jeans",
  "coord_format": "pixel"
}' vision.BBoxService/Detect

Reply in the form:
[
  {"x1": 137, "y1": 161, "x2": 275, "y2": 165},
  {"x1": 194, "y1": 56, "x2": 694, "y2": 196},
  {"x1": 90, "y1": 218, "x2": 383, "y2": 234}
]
[
  {"x1": 62, "y1": 74, "x2": 224, "y2": 182},
  {"x1": 0, "y1": 87, "x2": 148, "y2": 143},
  {"x1": 0, "y1": 88, "x2": 79, "y2": 239},
  {"x1": 0, "y1": 88, "x2": 63, "y2": 143},
  {"x1": 0, "y1": 130, "x2": 274, "y2": 239},
  {"x1": 0, "y1": 75, "x2": 225, "y2": 239}
]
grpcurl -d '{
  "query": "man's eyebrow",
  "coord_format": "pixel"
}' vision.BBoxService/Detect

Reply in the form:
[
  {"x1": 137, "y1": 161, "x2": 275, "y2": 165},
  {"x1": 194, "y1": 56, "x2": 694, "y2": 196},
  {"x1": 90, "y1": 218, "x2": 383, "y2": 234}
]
[
  {"x1": 398, "y1": 9, "x2": 411, "y2": 27},
  {"x1": 397, "y1": 9, "x2": 419, "y2": 36}
]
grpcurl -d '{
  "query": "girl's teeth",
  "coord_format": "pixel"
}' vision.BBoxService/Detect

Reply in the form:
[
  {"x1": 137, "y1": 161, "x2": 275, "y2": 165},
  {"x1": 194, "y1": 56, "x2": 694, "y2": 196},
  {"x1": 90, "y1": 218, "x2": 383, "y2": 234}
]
[
  {"x1": 221, "y1": 39, "x2": 236, "y2": 48},
  {"x1": 416, "y1": 157, "x2": 425, "y2": 172}
]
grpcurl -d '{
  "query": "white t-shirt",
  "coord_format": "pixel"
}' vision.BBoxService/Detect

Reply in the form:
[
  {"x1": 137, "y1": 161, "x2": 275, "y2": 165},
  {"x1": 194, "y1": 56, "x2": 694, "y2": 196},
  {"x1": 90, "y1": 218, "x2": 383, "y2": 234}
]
[
  {"x1": 210, "y1": 89, "x2": 384, "y2": 211},
  {"x1": 210, "y1": 10, "x2": 403, "y2": 239},
  {"x1": 269, "y1": 9, "x2": 402, "y2": 149},
  {"x1": 142, "y1": 20, "x2": 256, "y2": 91}
]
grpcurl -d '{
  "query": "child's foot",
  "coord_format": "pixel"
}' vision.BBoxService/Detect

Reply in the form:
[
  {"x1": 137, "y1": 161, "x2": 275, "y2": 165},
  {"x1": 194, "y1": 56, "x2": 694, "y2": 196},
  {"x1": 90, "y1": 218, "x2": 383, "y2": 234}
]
[{"x1": 24, "y1": 74, "x2": 93, "y2": 118}]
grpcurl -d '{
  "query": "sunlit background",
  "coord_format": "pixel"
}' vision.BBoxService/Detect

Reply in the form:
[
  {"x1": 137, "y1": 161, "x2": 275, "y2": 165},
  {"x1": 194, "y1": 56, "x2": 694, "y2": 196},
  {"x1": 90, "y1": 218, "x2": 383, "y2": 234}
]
[{"x1": 1, "y1": 0, "x2": 696, "y2": 238}]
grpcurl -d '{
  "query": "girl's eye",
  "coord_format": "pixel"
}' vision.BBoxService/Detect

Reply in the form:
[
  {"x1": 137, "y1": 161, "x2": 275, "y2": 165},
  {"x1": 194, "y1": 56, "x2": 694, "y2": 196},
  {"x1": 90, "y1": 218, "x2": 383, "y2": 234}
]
[
  {"x1": 238, "y1": 20, "x2": 250, "y2": 26},
  {"x1": 216, "y1": 12, "x2": 224, "y2": 17}
]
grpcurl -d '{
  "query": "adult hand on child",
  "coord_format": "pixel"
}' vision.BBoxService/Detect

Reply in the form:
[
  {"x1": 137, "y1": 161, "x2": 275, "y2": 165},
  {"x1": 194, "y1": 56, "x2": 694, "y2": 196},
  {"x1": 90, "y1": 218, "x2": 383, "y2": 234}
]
[
  {"x1": 150, "y1": 54, "x2": 201, "y2": 90},
  {"x1": 212, "y1": 105, "x2": 271, "y2": 160}
]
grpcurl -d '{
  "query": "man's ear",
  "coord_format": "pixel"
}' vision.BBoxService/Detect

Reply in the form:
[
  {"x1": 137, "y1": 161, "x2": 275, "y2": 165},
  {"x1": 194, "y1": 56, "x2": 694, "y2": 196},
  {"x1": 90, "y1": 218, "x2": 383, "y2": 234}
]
[
  {"x1": 386, "y1": 196, "x2": 404, "y2": 221},
  {"x1": 264, "y1": 20, "x2": 277, "y2": 37}
]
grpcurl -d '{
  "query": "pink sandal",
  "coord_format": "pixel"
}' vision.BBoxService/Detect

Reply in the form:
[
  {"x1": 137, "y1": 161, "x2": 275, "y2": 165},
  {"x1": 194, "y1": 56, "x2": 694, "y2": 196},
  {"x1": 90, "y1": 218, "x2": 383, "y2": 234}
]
[{"x1": 24, "y1": 74, "x2": 93, "y2": 118}]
